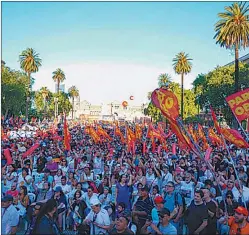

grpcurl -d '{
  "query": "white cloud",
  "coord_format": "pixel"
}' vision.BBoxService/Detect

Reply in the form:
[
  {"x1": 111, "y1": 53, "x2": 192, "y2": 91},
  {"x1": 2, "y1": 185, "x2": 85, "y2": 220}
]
[{"x1": 33, "y1": 61, "x2": 197, "y2": 105}]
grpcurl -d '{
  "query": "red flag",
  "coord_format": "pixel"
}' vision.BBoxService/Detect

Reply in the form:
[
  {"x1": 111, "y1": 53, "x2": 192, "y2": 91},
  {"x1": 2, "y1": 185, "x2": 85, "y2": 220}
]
[
  {"x1": 4, "y1": 149, "x2": 12, "y2": 165},
  {"x1": 221, "y1": 128, "x2": 249, "y2": 149},
  {"x1": 151, "y1": 88, "x2": 179, "y2": 120},
  {"x1": 132, "y1": 141, "x2": 136, "y2": 155},
  {"x1": 210, "y1": 106, "x2": 221, "y2": 134},
  {"x1": 22, "y1": 143, "x2": 40, "y2": 158},
  {"x1": 205, "y1": 147, "x2": 212, "y2": 161},
  {"x1": 63, "y1": 116, "x2": 71, "y2": 151},
  {"x1": 225, "y1": 88, "x2": 249, "y2": 122},
  {"x1": 172, "y1": 143, "x2": 176, "y2": 155},
  {"x1": 143, "y1": 142, "x2": 146, "y2": 154}
]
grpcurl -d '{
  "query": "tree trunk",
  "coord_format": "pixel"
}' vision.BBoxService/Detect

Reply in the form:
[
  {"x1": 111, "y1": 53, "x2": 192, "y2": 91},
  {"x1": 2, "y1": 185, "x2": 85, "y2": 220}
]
[
  {"x1": 57, "y1": 81, "x2": 60, "y2": 94},
  {"x1": 26, "y1": 72, "x2": 31, "y2": 123},
  {"x1": 72, "y1": 97, "x2": 74, "y2": 119},
  {"x1": 181, "y1": 73, "x2": 184, "y2": 119},
  {"x1": 235, "y1": 44, "x2": 239, "y2": 92},
  {"x1": 5, "y1": 108, "x2": 8, "y2": 119}
]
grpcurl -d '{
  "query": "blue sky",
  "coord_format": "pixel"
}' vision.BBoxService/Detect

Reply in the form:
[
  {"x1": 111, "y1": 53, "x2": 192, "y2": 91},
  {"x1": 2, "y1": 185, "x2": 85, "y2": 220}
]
[{"x1": 2, "y1": 2, "x2": 248, "y2": 105}]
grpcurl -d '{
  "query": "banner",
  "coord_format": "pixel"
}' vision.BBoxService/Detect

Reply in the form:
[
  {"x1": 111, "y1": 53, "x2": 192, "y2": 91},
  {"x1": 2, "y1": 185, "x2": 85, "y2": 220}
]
[
  {"x1": 205, "y1": 147, "x2": 212, "y2": 161},
  {"x1": 221, "y1": 128, "x2": 249, "y2": 149},
  {"x1": 208, "y1": 128, "x2": 223, "y2": 146},
  {"x1": 151, "y1": 88, "x2": 179, "y2": 120},
  {"x1": 225, "y1": 88, "x2": 249, "y2": 122},
  {"x1": 135, "y1": 124, "x2": 142, "y2": 140},
  {"x1": 4, "y1": 149, "x2": 12, "y2": 165},
  {"x1": 22, "y1": 143, "x2": 40, "y2": 158}
]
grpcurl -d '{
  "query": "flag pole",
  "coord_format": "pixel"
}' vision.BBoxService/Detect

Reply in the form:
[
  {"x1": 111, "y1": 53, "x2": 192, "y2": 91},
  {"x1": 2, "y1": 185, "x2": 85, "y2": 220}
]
[
  {"x1": 176, "y1": 117, "x2": 229, "y2": 212},
  {"x1": 223, "y1": 94, "x2": 249, "y2": 142},
  {"x1": 209, "y1": 103, "x2": 247, "y2": 208}
]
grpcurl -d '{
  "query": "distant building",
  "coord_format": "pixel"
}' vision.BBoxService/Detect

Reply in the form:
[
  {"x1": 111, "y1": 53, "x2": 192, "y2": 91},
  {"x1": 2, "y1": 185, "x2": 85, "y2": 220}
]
[
  {"x1": 226, "y1": 53, "x2": 249, "y2": 66},
  {"x1": 71, "y1": 99, "x2": 148, "y2": 122},
  {"x1": 55, "y1": 84, "x2": 65, "y2": 93}
]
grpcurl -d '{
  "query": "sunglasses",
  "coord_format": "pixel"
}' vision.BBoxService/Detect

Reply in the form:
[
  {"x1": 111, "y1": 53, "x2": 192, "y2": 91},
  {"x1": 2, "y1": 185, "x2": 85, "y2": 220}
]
[{"x1": 227, "y1": 196, "x2": 232, "y2": 199}]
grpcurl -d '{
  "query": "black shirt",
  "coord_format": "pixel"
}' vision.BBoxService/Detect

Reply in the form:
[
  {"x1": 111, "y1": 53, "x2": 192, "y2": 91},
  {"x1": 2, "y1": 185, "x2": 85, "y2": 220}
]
[{"x1": 185, "y1": 201, "x2": 208, "y2": 235}]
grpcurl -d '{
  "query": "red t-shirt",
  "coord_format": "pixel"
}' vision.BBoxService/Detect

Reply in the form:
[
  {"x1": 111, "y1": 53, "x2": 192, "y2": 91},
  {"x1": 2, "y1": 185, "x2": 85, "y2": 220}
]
[{"x1": 5, "y1": 189, "x2": 19, "y2": 198}]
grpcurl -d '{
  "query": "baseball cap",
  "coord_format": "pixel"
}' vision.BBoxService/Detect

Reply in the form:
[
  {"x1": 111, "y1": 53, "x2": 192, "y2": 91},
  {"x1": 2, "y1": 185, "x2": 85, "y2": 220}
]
[
  {"x1": 166, "y1": 181, "x2": 175, "y2": 187},
  {"x1": 154, "y1": 196, "x2": 165, "y2": 204},
  {"x1": 234, "y1": 206, "x2": 248, "y2": 216},
  {"x1": 90, "y1": 198, "x2": 101, "y2": 206},
  {"x1": 159, "y1": 208, "x2": 170, "y2": 217},
  {"x1": 54, "y1": 186, "x2": 62, "y2": 193},
  {"x1": 2, "y1": 195, "x2": 13, "y2": 202}
]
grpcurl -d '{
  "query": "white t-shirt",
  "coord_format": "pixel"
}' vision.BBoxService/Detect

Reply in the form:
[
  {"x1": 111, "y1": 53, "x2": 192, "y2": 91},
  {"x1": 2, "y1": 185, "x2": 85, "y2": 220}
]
[
  {"x1": 85, "y1": 208, "x2": 110, "y2": 235},
  {"x1": 180, "y1": 181, "x2": 195, "y2": 206},
  {"x1": 5, "y1": 172, "x2": 17, "y2": 189},
  {"x1": 1, "y1": 205, "x2": 19, "y2": 235}
]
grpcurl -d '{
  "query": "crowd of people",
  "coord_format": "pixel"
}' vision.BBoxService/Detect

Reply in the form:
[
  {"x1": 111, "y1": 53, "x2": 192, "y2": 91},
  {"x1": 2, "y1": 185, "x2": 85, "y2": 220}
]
[{"x1": 1, "y1": 116, "x2": 249, "y2": 235}]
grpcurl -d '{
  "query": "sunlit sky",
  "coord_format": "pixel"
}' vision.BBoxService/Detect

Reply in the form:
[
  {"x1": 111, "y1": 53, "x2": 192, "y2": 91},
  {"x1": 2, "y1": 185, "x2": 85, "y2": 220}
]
[{"x1": 2, "y1": 1, "x2": 248, "y2": 105}]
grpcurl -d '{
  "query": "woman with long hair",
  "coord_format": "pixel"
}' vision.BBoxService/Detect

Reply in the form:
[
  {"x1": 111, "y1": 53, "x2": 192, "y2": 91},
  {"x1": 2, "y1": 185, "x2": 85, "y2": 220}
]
[
  {"x1": 14, "y1": 185, "x2": 29, "y2": 217},
  {"x1": 33, "y1": 198, "x2": 60, "y2": 235}
]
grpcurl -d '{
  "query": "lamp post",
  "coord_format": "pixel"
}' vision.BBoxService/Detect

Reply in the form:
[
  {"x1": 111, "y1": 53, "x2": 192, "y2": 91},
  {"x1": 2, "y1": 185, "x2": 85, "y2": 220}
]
[
  {"x1": 41, "y1": 91, "x2": 48, "y2": 117},
  {"x1": 54, "y1": 97, "x2": 58, "y2": 118}
]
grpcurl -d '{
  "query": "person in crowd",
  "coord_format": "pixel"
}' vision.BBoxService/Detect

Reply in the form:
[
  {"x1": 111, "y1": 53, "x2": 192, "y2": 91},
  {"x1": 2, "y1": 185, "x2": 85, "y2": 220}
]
[
  {"x1": 202, "y1": 188, "x2": 218, "y2": 235},
  {"x1": 185, "y1": 190, "x2": 208, "y2": 235},
  {"x1": 99, "y1": 186, "x2": 112, "y2": 215},
  {"x1": 59, "y1": 176, "x2": 71, "y2": 195},
  {"x1": 141, "y1": 208, "x2": 177, "y2": 235},
  {"x1": 109, "y1": 215, "x2": 134, "y2": 235},
  {"x1": 53, "y1": 186, "x2": 67, "y2": 230},
  {"x1": 6, "y1": 182, "x2": 19, "y2": 199},
  {"x1": 25, "y1": 202, "x2": 43, "y2": 235},
  {"x1": 67, "y1": 190, "x2": 87, "y2": 231},
  {"x1": 33, "y1": 198, "x2": 60, "y2": 235},
  {"x1": 1, "y1": 195, "x2": 19, "y2": 235},
  {"x1": 14, "y1": 185, "x2": 29, "y2": 217},
  {"x1": 83, "y1": 185, "x2": 99, "y2": 215},
  {"x1": 33, "y1": 181, "x2": 53, "y2": 202},
  {"x1": 133, "y1": 185, "x2": 154, "y2": 233},
  {"x1": 116, "y1": 174, "x2": 133, "y2": 212},
  {"x1": 160, "y1": 164, "x2": 173, "y2": 190},
  {"x1": 83, "y1": 197, "x2": 111, "y2": 234},
  {"x1": 53, "y1": 169, "x2": 63, "y2": 187}
]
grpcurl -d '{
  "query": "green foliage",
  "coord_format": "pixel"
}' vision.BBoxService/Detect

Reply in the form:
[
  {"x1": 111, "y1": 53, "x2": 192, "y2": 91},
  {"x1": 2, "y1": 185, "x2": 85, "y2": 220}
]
[
  {"x1": 1, "y1": 65, "x2": 28, "y2": 117},
  {"x1": 52, "y1": 68, "x2": 66, "y2": 93},
  {"x1": 214, "y1": 2, "x2": 249, "y2": 49},
  {"x1": 192, "y1": 63, "x2": 249, "y2": 125},
  {"x1": 173, "y1": 52, "x2": 192, "y2": 75},
  {"x1": 19, "y1": 48, "x2": 42, "y2": 75},
  {"x1": 145, "y1": 102, "x2": 162, "y2": 122},
  {"x1": 158, "y1": 73, "x2": 171, "y2": 88}
]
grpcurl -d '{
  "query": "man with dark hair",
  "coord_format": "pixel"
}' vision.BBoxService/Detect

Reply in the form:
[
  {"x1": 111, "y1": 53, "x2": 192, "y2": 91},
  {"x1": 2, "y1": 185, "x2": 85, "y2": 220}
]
[
  {"x1": 202, "y1": 188, "x2": 217, "y2": 235},
  {"x1": 132, "y1": 185, "x2": 154, "y2": 233},
  {"x1": 185, "y1": 190, "x2": 208, "y2": 235},
  {"x1": 109, "y1": 215, "x2": 134, "y2": 235},
  {"x1": 141, "y1": 208, "x2": 177, "y2": 235},
  {"x1": 25, "y1": 202, "x2": 43, "y2": 235}
]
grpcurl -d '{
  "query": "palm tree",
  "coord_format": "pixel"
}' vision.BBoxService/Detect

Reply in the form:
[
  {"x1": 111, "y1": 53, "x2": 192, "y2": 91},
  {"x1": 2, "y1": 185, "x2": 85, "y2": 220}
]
[
  {"x1": 173, "y1": 52, "x2": 192, "y2": 118},
  {"x1": 40, "y1": 87, "x2": 49, "y2": 113},
  {"x1": 52, "y1": 68, "x2": 66, "y2": 94},
  {"x1": 19, "y1": 48, "x2": 42, "y2": 122},
  {"x1": 158, "y1": 73, "x2": 172, "y2": 88},
  {"x1": 68, "y1": 86, "x2": 79, "y2": 119},
  {"x1": 214, "y1": 2, "x2": 249, "y2": 92}
]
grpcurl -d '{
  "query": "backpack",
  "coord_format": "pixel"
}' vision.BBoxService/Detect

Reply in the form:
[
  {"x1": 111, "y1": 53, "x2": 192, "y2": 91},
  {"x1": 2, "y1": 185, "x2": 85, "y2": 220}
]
[{"x1": 174, "y1": 192, "x2": 187, "y2": 217}]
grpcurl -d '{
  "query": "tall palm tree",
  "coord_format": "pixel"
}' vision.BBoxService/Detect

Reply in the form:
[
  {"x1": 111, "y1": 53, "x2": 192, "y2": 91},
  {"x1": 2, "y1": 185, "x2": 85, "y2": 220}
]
[
  {"x1": 52, "y1": 68, "x2": 66, "y2": 94},
  {"x1": 173, "y1": 52, "x2": 192, "y2": 118},
  {"x1": 68, "y1": 86, "x2": 79, "y2": 119},
  {"x1": 19, "y1": 48, "x2": 42, "y2": 122},
  {"x1": 158, "y1": 73, "x2": 172, "y2": 88},
  {"x1": 214, "y1": 2, "x2": 249, "y2": 92}
]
